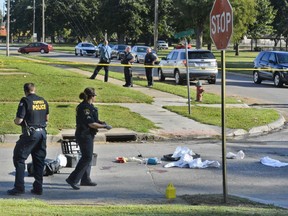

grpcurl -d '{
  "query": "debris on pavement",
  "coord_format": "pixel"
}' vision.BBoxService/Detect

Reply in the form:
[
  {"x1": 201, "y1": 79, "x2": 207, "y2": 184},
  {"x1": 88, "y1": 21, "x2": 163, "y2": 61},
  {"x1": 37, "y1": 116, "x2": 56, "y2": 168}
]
[
  {"x1": 164, "y1": 146, "x2": 220, "y2": 169},
  {"x1": 226, "y1": 150, "x2": 245, "y2": 159},
  {"x1": 260, "y1": 156, "x2": 288, "y2": 167}
]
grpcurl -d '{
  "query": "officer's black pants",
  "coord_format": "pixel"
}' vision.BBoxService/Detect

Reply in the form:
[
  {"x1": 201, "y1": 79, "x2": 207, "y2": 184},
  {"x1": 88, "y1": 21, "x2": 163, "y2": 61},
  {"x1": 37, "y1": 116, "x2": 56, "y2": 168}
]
[
  {"x1": 124, "y1": 67, "x2": 132, "y2": 86},
  {"x1": 13, "y1": 130, "x2": 47, "y2": 192},
  {"x1": 90, "y1": 62, "x2": 110, "y2": 82},
  {"x1": 67, "y1": 134, "x2": 94, "y2": 184},
  {"x1": 145, "y1": 67, "x2": 154, "y2": 86}
]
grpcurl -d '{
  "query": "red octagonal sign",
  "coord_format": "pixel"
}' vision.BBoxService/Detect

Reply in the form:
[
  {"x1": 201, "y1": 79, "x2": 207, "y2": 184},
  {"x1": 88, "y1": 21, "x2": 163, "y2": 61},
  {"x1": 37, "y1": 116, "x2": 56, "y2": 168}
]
[{"x1": 210, "y1": 0, "x2": 233, "y2": 50}]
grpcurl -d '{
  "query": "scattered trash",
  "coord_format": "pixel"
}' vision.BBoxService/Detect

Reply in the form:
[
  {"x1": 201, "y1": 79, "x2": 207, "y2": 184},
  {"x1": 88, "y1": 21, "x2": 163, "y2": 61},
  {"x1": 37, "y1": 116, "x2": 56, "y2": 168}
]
[
  {"x1": 115, "y1": 157, "x2": 127, "y2": 163},
  {"x1": 260, "y1": 156, "x2": 288, "y2": 167},
  {"x1": 164, "y1": 146, "x2": 220, "y2": 169},
  {"x1": 56, "y1": 154, "x2": 67, "y2": 167},
  {"x1": 162, "y1": 154, "x2": 180, "y2": 161},
  {"x1": 166, "y1": 183, "x2": 176, "y2": 199},
  {"x1": 226, "y1": 150, "x2": 245, "y2": 159},
  {"x1": 126, "y1": 157, "x2": 143, "y2": 163},
  {"x1": 146, "y1": 157, "x2": 161, "y2": 165},
  {"x1": 115, "y1": 157, "x2": 144, "y2": 163}
]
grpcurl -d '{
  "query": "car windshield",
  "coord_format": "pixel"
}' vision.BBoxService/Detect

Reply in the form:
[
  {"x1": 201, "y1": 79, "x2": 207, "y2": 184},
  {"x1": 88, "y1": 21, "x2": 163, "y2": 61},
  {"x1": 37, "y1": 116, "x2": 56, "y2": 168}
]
[
  {"x1": 180, "y1": 51, "x2": 215, "y2": 59},
  {"x1": 137, "y1": 47, "x2": 147, "y2": 52},
  {"x1": 277, "y1": 53, "x2": 288, "y2": 63},
  {"x1": 83, "y1": 43, "x2": 94, "y2": 47}
]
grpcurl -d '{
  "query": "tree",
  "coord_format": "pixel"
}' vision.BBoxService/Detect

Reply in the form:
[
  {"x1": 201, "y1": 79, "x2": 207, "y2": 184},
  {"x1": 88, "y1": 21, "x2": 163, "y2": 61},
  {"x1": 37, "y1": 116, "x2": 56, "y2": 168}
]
[
  {"x1": 174, "y1": 0, "x2": 213, "y2": 49},
  {"x1": 230, "y1": 0, "x2": 256, "y2": 55},
  {"x1": 270, "y1": 0, "x2": 288, "y2": 49},
  {"x1": 247, "y1": 0, "x2": 276, "y2": 50}
]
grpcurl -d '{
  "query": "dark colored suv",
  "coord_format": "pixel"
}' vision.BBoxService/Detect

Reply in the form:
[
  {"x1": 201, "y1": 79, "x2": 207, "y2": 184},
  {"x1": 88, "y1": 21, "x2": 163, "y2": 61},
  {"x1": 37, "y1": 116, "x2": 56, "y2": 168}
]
[{"x1": 253, "y1": 51, "x2": 288, "y2": 87}]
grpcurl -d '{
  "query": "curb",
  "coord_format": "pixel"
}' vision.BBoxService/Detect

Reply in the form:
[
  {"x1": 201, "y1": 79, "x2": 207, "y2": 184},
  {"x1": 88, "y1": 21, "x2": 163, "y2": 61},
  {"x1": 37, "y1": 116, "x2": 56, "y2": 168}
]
[
  {"x1": 1, "y1": 113, "x2": 285, "y2": 144},
  {"x1": 227, "y1": 113, "x2": 286, "y2": 137}
]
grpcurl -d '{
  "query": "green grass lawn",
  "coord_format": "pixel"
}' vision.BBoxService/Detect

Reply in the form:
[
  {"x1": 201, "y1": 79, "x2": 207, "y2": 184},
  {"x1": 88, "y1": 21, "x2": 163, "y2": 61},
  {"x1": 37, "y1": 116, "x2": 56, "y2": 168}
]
[
  {"x1": 0, "y1": 197, "x2": 287, "y2": 216},
  {"x1": 163, "y1": 106, "x2": 279, "y2": 131},
  {"x1": 0, "y1": 50, "x2": 279, "y2": 135}
]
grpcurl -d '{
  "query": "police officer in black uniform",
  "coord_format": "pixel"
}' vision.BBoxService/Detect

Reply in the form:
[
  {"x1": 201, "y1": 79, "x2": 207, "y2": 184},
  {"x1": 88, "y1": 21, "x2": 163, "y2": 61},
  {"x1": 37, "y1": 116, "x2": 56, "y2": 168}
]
[
  {"x1": 144, "y1": 47, "x2": 157, "y2": 87},
  {"x1": 66, "y1": 87, "x2": 112, "y2": 190},
  {"x1": 7, "y1": 83, "x2": 49, "y2": 196},
  {"x1": 121, "y1": 46, "x2": 135, "y2": 87}
]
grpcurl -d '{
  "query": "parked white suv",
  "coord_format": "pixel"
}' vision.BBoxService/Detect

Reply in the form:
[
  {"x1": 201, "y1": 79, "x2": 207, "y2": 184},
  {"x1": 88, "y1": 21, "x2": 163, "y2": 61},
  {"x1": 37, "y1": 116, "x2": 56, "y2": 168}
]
[
  {"x1": 158, "y1": 49, "x2": 218, "y2": 85},
  {"x1": 157, "y1": 40, "x2": 169, "y2": 49}
]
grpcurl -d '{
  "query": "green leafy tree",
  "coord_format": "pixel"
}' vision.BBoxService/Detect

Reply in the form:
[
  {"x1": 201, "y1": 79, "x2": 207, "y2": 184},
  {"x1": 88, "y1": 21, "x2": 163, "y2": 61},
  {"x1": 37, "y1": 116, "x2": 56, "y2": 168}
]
[
  {"x1": 97, "y1": 0, "x2": 148, "y2": 44},
  {"x1": 174, "y1": 0, "x2": 213, "y2": 49},
  {"x1": 247, "y1": 0, "x2": 276, "y2": 50},
  {"x1": 46, "y1": 0, "x2": 100, "y2": 43},
  {"x1": 230, "y1": 0, "x2": 256, "y2": 55},
  {"x1": 270, "y1": 0, "x2": 288, "y2": 49}
]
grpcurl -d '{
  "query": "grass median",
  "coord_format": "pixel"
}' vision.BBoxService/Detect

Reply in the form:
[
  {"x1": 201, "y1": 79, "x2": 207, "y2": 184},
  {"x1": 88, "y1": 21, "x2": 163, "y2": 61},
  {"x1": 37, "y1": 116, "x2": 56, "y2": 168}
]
[
  {"x1": 0, "y1": 196, "x2": 287, "y2": 215},
  {"x1": 164, "y1": 105, "x2": 280, "y2": 131}
]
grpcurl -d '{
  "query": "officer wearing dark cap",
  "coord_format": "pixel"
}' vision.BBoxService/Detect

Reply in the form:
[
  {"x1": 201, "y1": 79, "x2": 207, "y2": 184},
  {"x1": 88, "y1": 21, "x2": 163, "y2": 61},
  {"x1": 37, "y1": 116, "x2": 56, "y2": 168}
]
[
  {"x1": 7, "y1": 83, "x2": 49, "y2": 196},
  {"x1": 66, "y1": 87, "x2": 112, "y2": 190}
]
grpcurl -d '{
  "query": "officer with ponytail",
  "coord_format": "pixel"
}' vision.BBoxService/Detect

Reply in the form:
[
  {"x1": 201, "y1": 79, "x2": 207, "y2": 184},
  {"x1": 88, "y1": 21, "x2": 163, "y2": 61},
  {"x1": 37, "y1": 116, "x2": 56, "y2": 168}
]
[{"x1": 66, "y1": 87, "x2": 112, "y2": 190}]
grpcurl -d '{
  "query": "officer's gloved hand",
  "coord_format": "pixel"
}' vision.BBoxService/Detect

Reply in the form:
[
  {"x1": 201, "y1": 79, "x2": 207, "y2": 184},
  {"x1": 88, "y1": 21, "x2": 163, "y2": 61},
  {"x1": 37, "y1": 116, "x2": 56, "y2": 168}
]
[{"x1": 105, "y1": 124, "x2": 112, "y2": 130}]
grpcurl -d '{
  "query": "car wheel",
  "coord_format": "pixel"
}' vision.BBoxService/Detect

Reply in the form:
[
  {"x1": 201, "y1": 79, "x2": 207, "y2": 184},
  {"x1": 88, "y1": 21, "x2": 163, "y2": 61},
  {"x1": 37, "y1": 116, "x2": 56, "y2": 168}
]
[
  {"x1": 253, "y1": 71, "x2": 262, "y2": 84},
  {"x1": 75, "y1": 49, "x2": 78, "y2": 56},
  {"x1": 158, "y1": 69, "x2": 165, "y2": 81},
  {"x1": 208, "y1": 78, "x2": 216, "y2": 84},
  {"x1": 274, "y1": 73, "x2": 284, "y2": 87},
  {"x1": 40, "y1": 49, "x2": 45, "y2": 54},
  {"x1": 174, "y1": 70, "x2": 183, "y2": 85}
]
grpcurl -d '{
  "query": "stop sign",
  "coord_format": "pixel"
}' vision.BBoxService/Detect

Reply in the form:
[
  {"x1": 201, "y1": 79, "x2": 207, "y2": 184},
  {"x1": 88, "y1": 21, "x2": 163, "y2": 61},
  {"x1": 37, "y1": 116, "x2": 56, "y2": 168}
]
[{"x1": 210, "y1": 0, "x2": 233, "y2": 50}]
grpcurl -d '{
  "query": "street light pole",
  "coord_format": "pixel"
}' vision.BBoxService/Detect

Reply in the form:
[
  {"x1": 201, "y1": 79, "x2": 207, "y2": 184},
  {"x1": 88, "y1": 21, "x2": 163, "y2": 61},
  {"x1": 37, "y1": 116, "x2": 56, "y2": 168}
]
[
  {"x1": 33, "y1": 0, "x2": 35, "y2": 42},
  {"x1": 42, "y1": 0, "x2": 45, "y2": 42},
  {"x1": 154, "y1": 0, "x2": 158, "y2": 51},
  {"x1": 6, "y1": 0, "x2": 10, "y2": 56}
]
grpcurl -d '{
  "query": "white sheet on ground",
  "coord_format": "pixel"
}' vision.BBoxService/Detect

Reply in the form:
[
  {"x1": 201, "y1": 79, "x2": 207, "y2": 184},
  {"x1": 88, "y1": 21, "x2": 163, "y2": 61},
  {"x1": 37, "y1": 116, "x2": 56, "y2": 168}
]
[
  {"x1": 164, "y1": 146, "x2": 220, "y2": 169},
  {"x1": 260, "y1": 156, "x2": 288, "y2": 167}
]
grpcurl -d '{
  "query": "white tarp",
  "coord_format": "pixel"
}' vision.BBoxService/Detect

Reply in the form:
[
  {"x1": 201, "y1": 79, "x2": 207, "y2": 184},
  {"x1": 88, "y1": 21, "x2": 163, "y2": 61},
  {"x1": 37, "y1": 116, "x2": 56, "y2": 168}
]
[
  {"x1": 260, "y1": 156, "x2": 288, "y2": 167},
  {"x1": 164, "y1": 146, "x2": 220, "y2": 169}
]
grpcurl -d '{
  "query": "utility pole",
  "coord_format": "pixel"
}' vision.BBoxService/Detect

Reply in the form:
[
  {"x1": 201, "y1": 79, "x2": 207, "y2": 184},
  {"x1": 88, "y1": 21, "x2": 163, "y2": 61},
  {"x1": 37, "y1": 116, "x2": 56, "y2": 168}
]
[
  {"x1": 42, "y1": 0, "x2": 45, "y2": 42},
  {"x1": 33, "y1": 0, "x2": 35, "y2": 42},
  {"x1": 6, "y1": 0, "x2": 10, "y2": 56},
  {"x1": 154, "y1": 0, "x2": 158, "y2": 51}
]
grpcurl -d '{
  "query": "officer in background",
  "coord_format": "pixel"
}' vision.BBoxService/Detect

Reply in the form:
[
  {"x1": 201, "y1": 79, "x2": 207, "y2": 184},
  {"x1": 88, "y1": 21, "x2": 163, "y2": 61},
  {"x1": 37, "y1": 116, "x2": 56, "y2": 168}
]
[
  {"x1": 89, "y1": 40, "x2": 112, "y2": 82},
  {"x1": 7, "y1": 83, "x2": 49, "y2": 196},
  {"x1": 144, "y1": 47, "x2": 157, "y2": 87},
  {"x1": 66, "y1": 87, "x2": 112, "y2": 190},
  {"x1": 121, "y1": 46, "x2": 135, "y2": 87}
]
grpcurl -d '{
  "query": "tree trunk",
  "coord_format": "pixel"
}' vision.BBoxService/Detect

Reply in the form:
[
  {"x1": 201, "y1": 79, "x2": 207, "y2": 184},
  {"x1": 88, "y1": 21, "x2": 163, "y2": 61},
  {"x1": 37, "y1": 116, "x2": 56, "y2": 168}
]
[
  {"x1": 274, "y1": 39, "x2": 279, "y2": 47},
  {"x1": 235, "y1": 43, "x2": 239, "y2": 56},
  {"x1": 117, "y1": 33, "x2": 125, "y2": 44},
  {"x1": 207, "y1": 43, "x2": 211, "y2": 51},
  {"x1": 195, "y1": 27, "x2": 203, "y2": 49}
]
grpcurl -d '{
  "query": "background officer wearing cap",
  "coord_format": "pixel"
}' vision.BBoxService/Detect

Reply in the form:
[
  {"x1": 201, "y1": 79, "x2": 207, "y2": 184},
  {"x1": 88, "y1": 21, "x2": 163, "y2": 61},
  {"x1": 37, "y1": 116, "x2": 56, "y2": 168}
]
[
  {"x1": 7, "y1": 83, "x2": 49, "y2": 196},
  {"x1": 66, "y1": 87, "x2": 112, "y2": 190}
]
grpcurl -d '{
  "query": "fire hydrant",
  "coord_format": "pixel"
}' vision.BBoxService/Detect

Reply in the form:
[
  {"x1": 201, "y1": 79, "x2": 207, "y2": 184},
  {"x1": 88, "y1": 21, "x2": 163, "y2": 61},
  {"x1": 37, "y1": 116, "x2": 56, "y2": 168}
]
[{"x1": 196, "y1": 81, "x2": 204, "y2": 102}]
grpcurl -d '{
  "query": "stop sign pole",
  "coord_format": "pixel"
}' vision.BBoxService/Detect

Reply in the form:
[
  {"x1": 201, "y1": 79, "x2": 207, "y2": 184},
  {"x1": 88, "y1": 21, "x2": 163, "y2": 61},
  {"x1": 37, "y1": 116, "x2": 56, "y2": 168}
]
[{"x1": 210, "y1": 0, "x2": 233, "y2": 203}]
